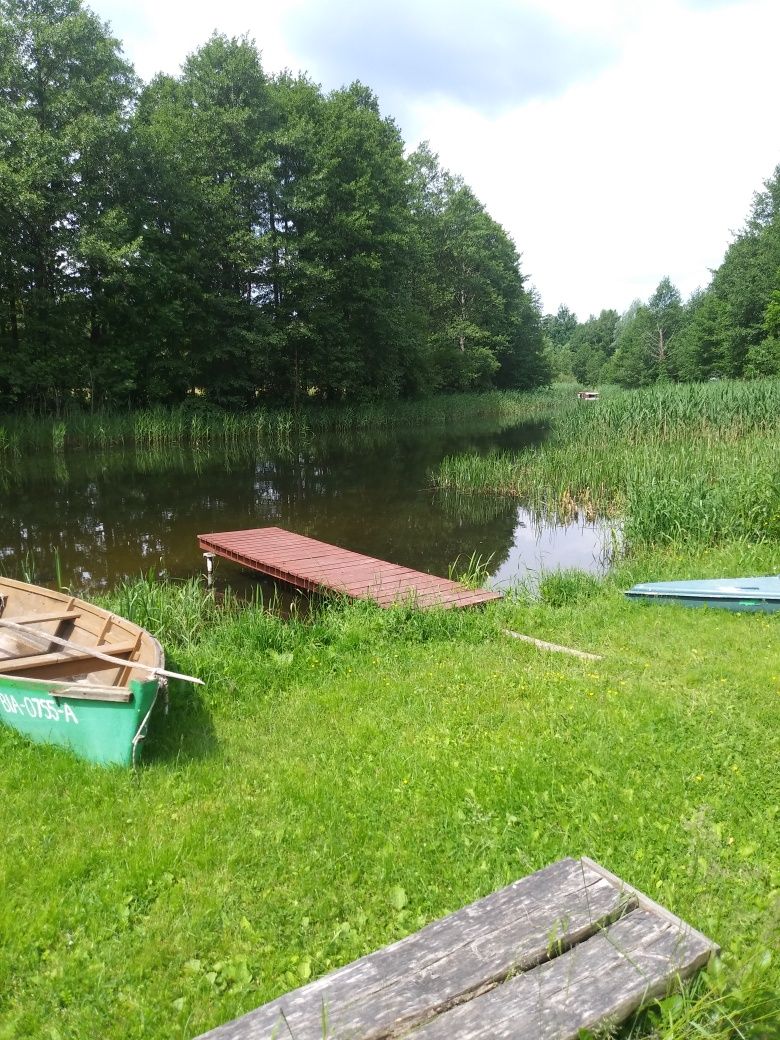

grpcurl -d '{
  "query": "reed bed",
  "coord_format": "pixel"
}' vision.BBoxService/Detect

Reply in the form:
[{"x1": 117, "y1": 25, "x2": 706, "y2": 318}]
[
  {"x1": 435, "y1": 379, "x2": 780, "y2": 548},
  {"x1": 550, "y1": 379, "x2": 780, "y2": 443},
  {"x1": 0, "y1": 389, "x2": 566, "y2": 458},
  {"x1": 4, "y1": 380, "x2": 778, "y2": 459}
]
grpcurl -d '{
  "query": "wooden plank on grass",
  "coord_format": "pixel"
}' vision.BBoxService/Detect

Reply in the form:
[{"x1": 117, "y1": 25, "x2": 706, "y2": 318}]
[
  {"x1": 406, "y1": 907, "x2": 715, "y2": 1039},
  {"x1": 196, "y1": 858, "x2": 718, "y2": 1040},
  {"x1": 195, "y1": 858, "x2": 636, "y2": 1040}
]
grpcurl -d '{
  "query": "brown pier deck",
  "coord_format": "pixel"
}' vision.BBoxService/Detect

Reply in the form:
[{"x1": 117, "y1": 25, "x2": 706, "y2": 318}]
[{"x1": 197, "y1": 527, "x2": 502, "y2": 609}]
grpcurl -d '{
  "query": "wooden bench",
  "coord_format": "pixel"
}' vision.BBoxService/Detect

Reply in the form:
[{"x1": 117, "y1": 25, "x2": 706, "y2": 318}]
[{"x1": 195, "y1": 857, "x2": 717, "y2": 1040}]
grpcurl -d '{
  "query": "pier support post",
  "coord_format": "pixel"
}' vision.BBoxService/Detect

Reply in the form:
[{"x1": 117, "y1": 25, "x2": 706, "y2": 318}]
[{"x1": 202, "y1": 552, "x2": 215, "y2": 586}]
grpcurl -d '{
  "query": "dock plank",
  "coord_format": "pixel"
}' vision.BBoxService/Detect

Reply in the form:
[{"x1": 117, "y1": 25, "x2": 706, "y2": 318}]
[{"x1": 198, "y1": 527, "x2": 501, "y2": 610}]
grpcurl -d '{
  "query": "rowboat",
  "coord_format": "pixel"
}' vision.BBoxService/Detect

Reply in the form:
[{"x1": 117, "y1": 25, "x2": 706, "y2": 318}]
[
  {"x1": 625, "y1": 576, "x2": 780, "y2": 613},
  {"x1": 0, "y1": 576, "x2": 165, "y2": 765}
]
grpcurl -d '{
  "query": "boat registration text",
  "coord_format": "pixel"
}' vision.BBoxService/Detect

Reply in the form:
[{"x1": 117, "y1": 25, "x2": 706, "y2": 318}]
[{"x1": 0, "y1": 692, "x2": 78, "y2": 724}]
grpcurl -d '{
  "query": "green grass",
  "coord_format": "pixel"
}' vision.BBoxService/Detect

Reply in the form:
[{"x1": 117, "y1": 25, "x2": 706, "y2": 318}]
[
  {"x1": 1, "y1": 545, "x2": 779, "y2": 1039},
  {"x1": 435, "y1": 379, "x2": 780, "y2": 549}
]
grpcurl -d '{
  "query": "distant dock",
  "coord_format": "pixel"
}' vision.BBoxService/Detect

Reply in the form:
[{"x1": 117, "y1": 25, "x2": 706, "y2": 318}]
[{"x1": 198, "y1": 527, "x2": 502, "y2": 610}]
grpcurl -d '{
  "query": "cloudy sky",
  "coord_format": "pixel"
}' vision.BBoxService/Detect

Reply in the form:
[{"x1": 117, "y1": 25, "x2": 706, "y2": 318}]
[{"x1": 91, "y1": 0, "x2": 780, "y2": 319}]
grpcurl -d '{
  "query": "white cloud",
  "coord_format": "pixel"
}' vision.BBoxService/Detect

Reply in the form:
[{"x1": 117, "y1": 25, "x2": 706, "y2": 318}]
[
  {"x1": 90, "y1": 0, "x2": 780, "y2": 318},
  {"x1": 404, "y1": 0, "x2": 780, "y2": 316},
  {"x1": 97, "y1": 0, "x2": 300, "y2": 83},
  {"x1": 279, "y1": 0, "x2": 614, "y2": 113}
]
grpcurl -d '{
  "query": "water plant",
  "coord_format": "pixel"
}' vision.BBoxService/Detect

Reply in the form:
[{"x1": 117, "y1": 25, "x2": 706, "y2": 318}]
[
  {"x1": 447, "y1": 550, "x2": 496, "y2": 589},
  {"x1": 0, "y1": 389, "x2": 567, "y2": 456},
  {"x1": 434, "y1": 379, "x2": 780, "y2": 549},
  {"x1": 112, "y1": 572, "x2": 228, "y2": 648},
  {"x1": 51, "y1": 421, "x2": 66, "y2": 452}
]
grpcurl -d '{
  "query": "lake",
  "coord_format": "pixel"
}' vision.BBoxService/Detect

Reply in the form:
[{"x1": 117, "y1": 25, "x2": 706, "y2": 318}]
[{"x1": 1, "y1": 419, "x2": 614, "y2": 597}]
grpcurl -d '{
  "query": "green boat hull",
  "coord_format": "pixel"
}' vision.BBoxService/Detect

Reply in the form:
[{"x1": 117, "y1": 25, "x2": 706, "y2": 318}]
[{"x1": 0, "y1": 674, "x2": 160, "y2": 766}]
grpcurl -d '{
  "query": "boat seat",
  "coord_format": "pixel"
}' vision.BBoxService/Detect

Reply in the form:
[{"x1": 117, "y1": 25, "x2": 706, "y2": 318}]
[
  {"x1": 0, "y1": 640, "x2": 138, "y2": 674},
  {"x1": 2, "y1": 610, "x2": 81, "y2": 626}
]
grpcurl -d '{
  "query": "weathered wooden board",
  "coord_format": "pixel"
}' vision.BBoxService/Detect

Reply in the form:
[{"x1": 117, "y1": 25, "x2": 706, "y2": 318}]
[
  {"x1": 405, "y1": 907, "x2": 714, "y2": 1039},
  {"x1": 197, "y1": 527, "x2": 502, "y2": 610},
  {"x1": 196, "y1": 858, "x2": 717, "y2": 1040},
  {"x1": 193, "y1": 856, "x2": 717, "y2": 1040}
]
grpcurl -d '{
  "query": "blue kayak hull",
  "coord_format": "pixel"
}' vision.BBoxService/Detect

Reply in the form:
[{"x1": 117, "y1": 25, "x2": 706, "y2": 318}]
[{"x1": 625, "y1": 577, "x2": 780, "y2": 613}]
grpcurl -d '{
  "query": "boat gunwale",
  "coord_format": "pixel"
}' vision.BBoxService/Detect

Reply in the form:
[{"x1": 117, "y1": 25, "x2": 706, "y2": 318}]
[{"x1": 0, "y1": 670, "x2": 139, "y2": 702}]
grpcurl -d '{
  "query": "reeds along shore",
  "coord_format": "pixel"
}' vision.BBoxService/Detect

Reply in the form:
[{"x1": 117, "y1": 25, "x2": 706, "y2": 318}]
[
  {"x1": 0, "y1": 390, "x2": 551, "y2": 458},
  {"x1": 434, "y1": 379, "x2": 780, "y2": 548},
  {"x1": 3, "y1": 378, "x2": 773, "y2": 458},
  {"x1": 4, "y1": 379, "x2": 780, "y2": 550}
]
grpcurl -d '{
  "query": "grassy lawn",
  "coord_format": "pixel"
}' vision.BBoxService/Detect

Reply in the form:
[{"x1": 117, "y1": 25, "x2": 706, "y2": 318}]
[{"x1": 1, "y1": 543, "x2": 778, "y2": 1039}]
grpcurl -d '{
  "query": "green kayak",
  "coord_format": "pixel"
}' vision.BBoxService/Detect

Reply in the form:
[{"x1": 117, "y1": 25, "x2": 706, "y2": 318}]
[
  {"x1": 625, "y1": 576, "x2": 780, "y2": 612},
  {"x1": 0, "y1": 576, "x2": 164, "y2": 765}
]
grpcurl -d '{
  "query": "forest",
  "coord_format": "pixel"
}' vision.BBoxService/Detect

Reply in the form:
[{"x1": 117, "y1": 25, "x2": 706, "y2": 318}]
[
  {"x1": 0, "y1": 0, "x2": 549, "y2": 410},
  {"x1": 544, "y1": 167, "x2": 780, "y2": 387},
  {"x1": 3, "y1": 1, "x2": 780, "y2": 412}
]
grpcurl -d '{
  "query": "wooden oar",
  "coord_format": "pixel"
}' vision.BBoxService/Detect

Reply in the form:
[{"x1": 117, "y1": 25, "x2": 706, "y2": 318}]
[{"x1": 0, "y1": 617, "x2": 204, "y2": 685}]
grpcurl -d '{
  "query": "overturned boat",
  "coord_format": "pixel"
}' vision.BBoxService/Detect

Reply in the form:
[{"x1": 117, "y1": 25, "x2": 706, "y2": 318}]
[{"x1": 625, "y1": 576, "x2": 780, "y2": 613}]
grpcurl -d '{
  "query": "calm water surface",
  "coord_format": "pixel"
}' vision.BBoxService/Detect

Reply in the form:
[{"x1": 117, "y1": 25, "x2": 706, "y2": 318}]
[{"x1": 1, "y1": 420, "x2": 613, "y2": 596}]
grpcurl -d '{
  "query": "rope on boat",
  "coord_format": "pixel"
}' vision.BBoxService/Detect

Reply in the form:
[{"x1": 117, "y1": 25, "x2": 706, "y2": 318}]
[{"x1": 131, "y1": 679, "x2": 164, "y2": 769}]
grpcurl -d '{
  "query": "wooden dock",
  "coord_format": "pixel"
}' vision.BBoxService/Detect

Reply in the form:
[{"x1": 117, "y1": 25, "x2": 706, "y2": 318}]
[
  {"x1": 195, "y1": 856, "x2": 718, "y2": 1040},
  {"x1": 197, "y1": 527, "x2": 501, "y2": 609}
]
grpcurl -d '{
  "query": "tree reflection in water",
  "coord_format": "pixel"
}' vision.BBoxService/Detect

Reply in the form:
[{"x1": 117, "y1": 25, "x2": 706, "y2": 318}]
[{"x1": 1, "y1": 421, "x2": 614, "y2": 596}]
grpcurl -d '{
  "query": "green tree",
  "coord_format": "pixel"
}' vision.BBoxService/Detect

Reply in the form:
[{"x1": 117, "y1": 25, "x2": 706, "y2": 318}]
[
  {"x1": 744, "y1": 271, "x2": 780, "y2": 377},
  {"x1": 542, "y1": 304, "x2": 578, "y2": 347},
  {"x1": 707, "y1": 166, "x2": 780, "y2": 377},
  {"x1": 541, "y1": 304, "x2": 578, "y2": 380},
  {"x1": 286, "y1": 82, "x2": 417, "y2": 401},
  {"x1": 0, "y1": 0, "x2": 136, "y2": 406},
  {"x1": 647, "y1": 276, "x2": 683, "y2": 378},
  {"x1": 130, "y1": 35, "x2": 278, "y2": 406},
  {"x1": 603, "y1": 279, "x2": 683, "y2": 387},
  {"x1": 606, "y1": 303, "x2": 657, "y2": 387},
  {"x1": 0, "y1": 12, "x2": 553, "y2": 409},
  {"x1": 672, "y1": 290, "x2": 727, "y2": 382},
  {"x1": 569, "y1": 309, "x2": 619, "y2": 384},
  {"x1": 409, "y1": 149, "x2": 546, "y2": 391}
]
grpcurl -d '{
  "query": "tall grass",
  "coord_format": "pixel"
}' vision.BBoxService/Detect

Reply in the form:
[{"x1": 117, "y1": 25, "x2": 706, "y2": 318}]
[
  {"x1": 110, "y1": 573, "x2": 228, "y2": 648},
  {"x1": 0, "y1": 390, "x2": 564, "y2": 457},
  {"x1": 435, "y1": 379, "x2": 780, "y2": 549}
]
